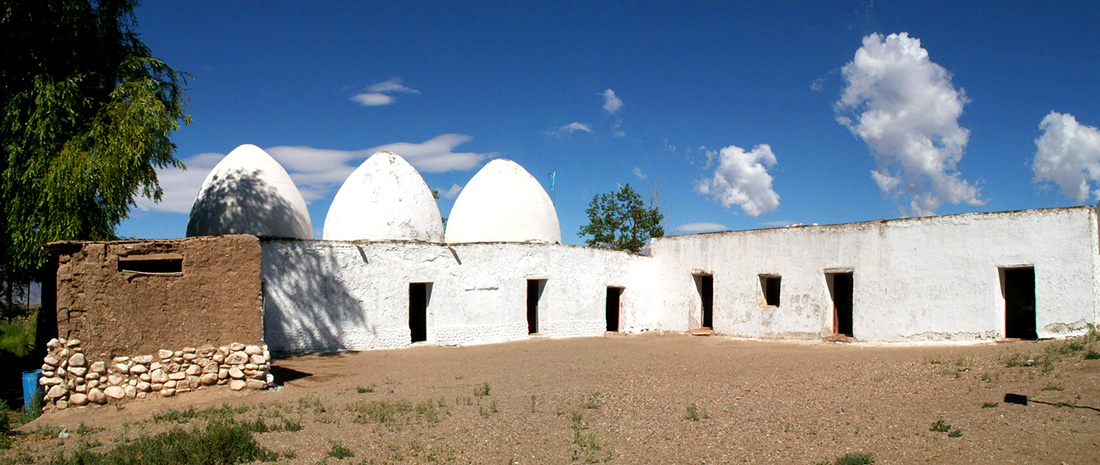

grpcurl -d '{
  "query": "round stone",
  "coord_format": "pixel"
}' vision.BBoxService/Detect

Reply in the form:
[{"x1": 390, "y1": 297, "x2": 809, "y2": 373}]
[{"x1": 104, "y1": 386, "x2": 126, "y2": 400}]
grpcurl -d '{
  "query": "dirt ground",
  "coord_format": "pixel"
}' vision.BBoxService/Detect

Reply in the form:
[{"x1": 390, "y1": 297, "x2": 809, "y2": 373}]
[{"x1": 7, "y1": 333, "x2": 1100, "y2": 464}]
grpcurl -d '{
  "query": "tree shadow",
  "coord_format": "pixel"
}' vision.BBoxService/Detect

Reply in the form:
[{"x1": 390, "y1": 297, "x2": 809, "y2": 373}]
[
  {"x1": 186, "y1": 168, "x2": 311, "y2": 239},
  {"x1": 261, "y1": 240, "x2": 380, "y2": 355}
]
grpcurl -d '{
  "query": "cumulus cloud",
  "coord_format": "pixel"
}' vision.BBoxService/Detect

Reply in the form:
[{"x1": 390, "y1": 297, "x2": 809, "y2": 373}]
[
  {"x1": 138, "y1": 134, "x2": 491, "y2": 213},
  {"x1": 632, "y1": 167, "x2": 647, "y2": 179},
  {"x1": 546, "y1": 121, "x2": 593, "y2": 136},
  {"x1": 1032, "y1": 111, "x2": 1100, "y2": 202},
  {"x1": 351, "y1": 77, "x2": 420, "y2": 107},
  {"x1": 836, "y1": 32, "x2": 982, "y2": 216},
  {"x1": 675, "y1": 222, "x2": 727, "y2": 233},
  {"x1": 602, "y1": 89, "x2": 622, "y2": 114},
  {"x1": 351, "y1": 93, "x2": 394, "y2": 106},
  {"x1": 695, "y1": 144, "x2": 780, "y2": 216},
  {"x1": 435, "y1": 183, "x2": 463, "y2": 200}
]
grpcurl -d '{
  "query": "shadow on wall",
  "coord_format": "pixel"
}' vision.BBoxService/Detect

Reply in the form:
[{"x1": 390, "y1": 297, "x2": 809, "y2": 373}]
[
  {"x1": 262, "y1": 241, "x2": 376, "y2": 354},
  {"x1": 186, "y1": 169, "x2": 311, "y2": 239}
]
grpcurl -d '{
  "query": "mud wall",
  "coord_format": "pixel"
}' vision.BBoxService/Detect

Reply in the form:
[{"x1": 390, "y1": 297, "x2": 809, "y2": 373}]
[
  {"x1": 261, "y1": 241, "x2": 657, "y2": 353},
  {"x1": 649, "y1": 207, "x2": 1100, "y2": 342},
  {"x1": 50, "y1": 235, "x2": 264, "y2": 361}
]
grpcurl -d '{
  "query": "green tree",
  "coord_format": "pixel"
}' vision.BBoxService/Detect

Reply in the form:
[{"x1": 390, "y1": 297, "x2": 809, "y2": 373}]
[
  {"x1": 578, "y1": 184, "x2": 664, "y2": 253},
  {"x1": 0, "y1": 0, "x2": 190, "y2": 294}
]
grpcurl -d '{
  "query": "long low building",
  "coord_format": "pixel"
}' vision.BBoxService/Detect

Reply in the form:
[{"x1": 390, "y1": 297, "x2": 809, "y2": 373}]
[{"x1": 34, "y1": 145, "x2": 1100, "y2": 408}]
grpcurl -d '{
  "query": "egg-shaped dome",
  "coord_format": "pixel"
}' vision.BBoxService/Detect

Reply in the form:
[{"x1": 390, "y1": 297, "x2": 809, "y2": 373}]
[
  {"x1": 323, "y1": 152, "x2": 444, "y2": 241},
  {"x1": 186, "y1": 144, "x2": 313, "y2": 239},
  {"x1": 445, "y1": 159, "x2": 561, "y2": 243}
]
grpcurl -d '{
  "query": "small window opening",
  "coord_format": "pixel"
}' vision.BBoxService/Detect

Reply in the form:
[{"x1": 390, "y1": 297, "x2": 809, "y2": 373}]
[
  {"x1": 117, "y1": 254, "x2": 183, "y2": 275},
  {"x1": 605, "y1": 287, "x2": 623, "y2": 332},
  {"x1": 409, "y1": 282, "x2": 431, "y2": 343},
  {"x1": 693, "y1": 274, "x2": 713, "y2": 329},
  {"x1": 760, "y1": 275, "x2": 781, "y2": 307},
  {"x1": 1001, "y1": 267, "x2": 1037, "y2": 340},
  {"x1": 527, "y1": 279, "x2": 546, "y2": 334}
]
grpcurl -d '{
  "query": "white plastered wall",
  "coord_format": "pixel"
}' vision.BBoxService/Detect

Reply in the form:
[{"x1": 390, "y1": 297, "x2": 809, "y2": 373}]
[
  {"x1": 261, "y1": 241, "x2": 657, "y2": 353},
  {"x1": 649, "y1": 207, "x2": 1100, "y2": 342}
]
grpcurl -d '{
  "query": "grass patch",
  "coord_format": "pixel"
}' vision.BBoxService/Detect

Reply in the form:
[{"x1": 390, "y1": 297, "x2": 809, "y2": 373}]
[
  {"x1": 356, "y1": 384, "x2": 375, "y2": 394},
  {"x1": 948, "y1": 428, "x2": 963, "y2": 438},
  {"x1": 0, "y1": 312, "x2": 36, "y2": 359},
  {"x1": 981, "y1": 402, "x2": 999, "y2": 408},
  {"x1": 581, "y1": 392, "x2": 601, "y2": 410},
  {"x1": 1041, "y1": 384, "x2": 1065, "y2": 391},
  {"x1": 328, "y1": 441, "x2": 355, "y2": 459},
  {"x1": 684, "y1": 403, "x2": 709, "y2": 421},
  {"x1": 817, "y1": 452, "x2": 876, "y2": 465},
  {"x1": 930, "y1": 418, "x2": 951, "y2": 433},
  {"x1": 1084, "y1": 348, "x2": 1100, "y2": 360},
  {"x1": 152, "y1": 404, "x2": 235, "y2": 424},
  {"x1": 349, "y1": 400, "x2": 442, "y2": 428},
  {"x1": 474, "y1": 382, "x2": 491, "y2": 397},
  {"x1": 568, "y1": 410, "x2": 608, "y2": 463},
  {"x1": 47, "y1": 419, "x2": 276, "y2": 464}
]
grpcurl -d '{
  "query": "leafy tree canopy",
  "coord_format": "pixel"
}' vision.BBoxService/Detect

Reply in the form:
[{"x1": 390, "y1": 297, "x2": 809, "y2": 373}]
[
  {"x1": 578, "y1": 184, "x2": 664, "y2": 253},
  {"x1": 0, "y1": 0, "x2": 189, "y2": 288}
]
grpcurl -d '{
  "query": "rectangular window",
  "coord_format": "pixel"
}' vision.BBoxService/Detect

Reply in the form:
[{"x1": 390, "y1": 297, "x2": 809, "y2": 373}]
[
  {"x1": 117, "y1": 254, "x2": 183, "y2": 275},
  {"x1": 760, "y1": 275, "x2": 781, "y2": 307}
]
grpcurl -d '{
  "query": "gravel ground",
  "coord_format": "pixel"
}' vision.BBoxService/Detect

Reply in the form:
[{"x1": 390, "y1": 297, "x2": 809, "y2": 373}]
[{"x1": 8, "y1": 333, "x2": 1100, "y2": 464}]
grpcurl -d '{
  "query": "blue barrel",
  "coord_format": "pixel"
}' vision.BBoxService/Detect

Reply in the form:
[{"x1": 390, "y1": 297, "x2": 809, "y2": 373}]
[{"x1": 22, "y1": 369, "x2": 42, "y2": 412}]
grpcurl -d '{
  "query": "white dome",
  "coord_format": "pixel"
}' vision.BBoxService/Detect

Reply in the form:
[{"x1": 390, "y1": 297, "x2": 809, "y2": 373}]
[
  {"x1": 445, "y1": 159, "x2": 561, "y2": 244},
  {"x1": 323, "y1": 152, "x2": 444, "y2": 241},
  {"x1": 186, "y1": 144, "x2": 313, "y2": 239}
]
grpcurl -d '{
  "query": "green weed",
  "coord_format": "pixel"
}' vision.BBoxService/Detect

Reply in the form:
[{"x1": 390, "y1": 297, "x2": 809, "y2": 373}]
[
  {"x1": 328, "y1": 442, "x2": 355, "y2": 459},
  {"x1": 981, "y1": 402, "x2": 999, "y2": 408},
  {"x1": 47, "y1": 419, "x2": 276, "y2": 464},
  {"x1": 948, "y1": 428, "x2": 963, "y2": 438},
  {"x1": 474, "y1": 382, "x2": 491, "y2": 397},
  {"x1": 684, "y1": 403, "x2": 709, "y2": 421},
  {"x1": 930, "y1": 418, "x2": 951, "y2": 433}
]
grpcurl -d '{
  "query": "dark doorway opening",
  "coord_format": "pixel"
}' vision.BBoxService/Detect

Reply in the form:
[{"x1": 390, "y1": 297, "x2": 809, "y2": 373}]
[
  {"x1": 760, "y1": 275, "x2": 781, "y2": 307},
  {"x1": 409, "y1": 283, "x2": 431, "y2": 343},
  {"x1": 527, "y1": 279, "x2": 546, "y2": 334},
  {"x1": 694, "y1": 274, "x2": 714, "y2": 329},
  {"x1": 1002, "y1": 267, "x2": 1037, "y2": 340},
  {"x1": 606, "y1": 287, "x2": 623, "y2": 332},
  {"x1": 827, "y1": 272, "x2": 853, "y2": 336}
]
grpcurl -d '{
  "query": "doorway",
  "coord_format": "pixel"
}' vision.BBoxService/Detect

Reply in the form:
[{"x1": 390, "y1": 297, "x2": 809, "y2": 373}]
[
  {"x1": 606, "y1": 287, "x2": 623, "y2": 332},
  {"x1": 826, "y1": 272, "x2": 853, "y2": 336},
  {"x1": 694, "y1": 274, "x2": 713, "y2": 329},
  {"x1": 527, "y1": 279, "x2": 546, "y2": 334},
  {"x1": 409, "y1": 282, "x2": 431, "y2": 343},
  {"x1": 1002, "y1": 267, "x2": 1037, "y2": 340}
]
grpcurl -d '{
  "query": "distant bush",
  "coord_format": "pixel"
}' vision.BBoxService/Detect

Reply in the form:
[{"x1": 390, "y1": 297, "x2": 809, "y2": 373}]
[{"x1": 48, "y1": 419, "x2": 275, "y2": 464}]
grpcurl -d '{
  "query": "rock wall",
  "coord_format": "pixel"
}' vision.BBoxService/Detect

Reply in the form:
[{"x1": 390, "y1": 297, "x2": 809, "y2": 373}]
[{"x1": 38, "y1": 337, "x2": 270, "y2": 411}]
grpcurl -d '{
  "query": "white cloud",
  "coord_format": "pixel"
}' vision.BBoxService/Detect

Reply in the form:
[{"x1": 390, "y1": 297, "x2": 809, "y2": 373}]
[
  {"x1": 632, "y1": 167, "x2": 647, "y2": 179},
  {"x1": 602, "y1": 89, "x2": 622, "y2": 114},
  {"x1": 435, "y1": 183, "x2": 463, "y2": 200},
  {"x1": 351, "y1": 77, "x2": 420, "y2": 107},
  {"x1": 350, "y1": 93, "x2": 394, "y2": 106},
  {"x1": 546, "y1": 121, "x2": 593, "y2": 136},
  {"x1": 138, "y1": 134, "x2": 491, "y2": 213},
  {"x1": 836, "y1": 32, "x2": 983, "y2": 216},
  {"x1": 695, "y1": 144, "x2": 780, "y2": 217},
  {"x1": 1032, "y1": 111, "x2": 1100, "y2": 202},
  {"x1": 366, "y1": 77, "x2": 420, "y2": 94},
  {"x1": 675, "y1": 222, "x2": 727, "y2": 233}
]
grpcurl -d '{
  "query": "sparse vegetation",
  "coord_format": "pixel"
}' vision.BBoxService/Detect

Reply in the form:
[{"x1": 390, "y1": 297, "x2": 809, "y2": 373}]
[
  {"x1": 930, "y1": 418, "x2": 951, "y2": 433},
  {"x1": 46, "y1": 419, "x2": 276, "y2": 464},
  {"x1": 1041, "y1": 384, "x2": 1065, "y2": 391},
  {"x1": 582, "y1": 391, "x2": 601, "y2": 409},
  {"x1": 817, "y1": 452, "x2": 876, "y2": 465},
  {"x1": 356, "y1": 384, "x2": 376, "y2": 394},
  {"x1": 685, "y1": 403, "x2": 709, "y2": 421},
  {"x1": 981, "y1": 402, "x2": 999, "y2": 408},
  {"x1": 327, "y1": 441, "x2": 355, "y2": 459},
  {"x1": 474, "y1": 382, "x2": 491, "y2": 397},
  {"x1": 568, "y1": 409, "x2": 608, "y2": 463},
  {"x1": 349, "y1": 399, "x2": 442, "y2": 429},
  {"x1": 948, "y1": 428, "x2": 963, "y2": 438}
]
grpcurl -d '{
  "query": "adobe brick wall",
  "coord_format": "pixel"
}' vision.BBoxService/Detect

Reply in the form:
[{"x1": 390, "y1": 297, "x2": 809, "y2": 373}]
[{"x1": 49, "y1": 235, "x2": 263, "y2": 362}]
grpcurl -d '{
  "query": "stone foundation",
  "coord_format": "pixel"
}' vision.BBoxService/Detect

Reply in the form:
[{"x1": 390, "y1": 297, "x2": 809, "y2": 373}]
[{"x1": 38, "y1": 337, "x2": 270, "y2": 411}]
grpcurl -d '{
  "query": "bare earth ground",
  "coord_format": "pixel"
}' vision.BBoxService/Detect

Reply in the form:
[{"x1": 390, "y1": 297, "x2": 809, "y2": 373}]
[{"x1": 7, "y1": 333, "x2": 1100, "y2": 464}]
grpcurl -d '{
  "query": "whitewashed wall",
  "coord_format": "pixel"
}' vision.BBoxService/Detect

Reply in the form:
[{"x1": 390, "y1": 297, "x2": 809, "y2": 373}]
[
  {"x1": 649, "y1": 207, "x2": 1100, "y2": 342},
  {"x1": 261, "y1": 241, "x2": 657, "y2": 353}
]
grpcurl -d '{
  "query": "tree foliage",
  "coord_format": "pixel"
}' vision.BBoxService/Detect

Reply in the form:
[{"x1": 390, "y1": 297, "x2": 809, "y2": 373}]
[
  {"x1": 0, "y1": 0, "x2": 189, "y2": 289},
  {"x1": 578, "y1": 184, "x2": 664, "y2": 253}
]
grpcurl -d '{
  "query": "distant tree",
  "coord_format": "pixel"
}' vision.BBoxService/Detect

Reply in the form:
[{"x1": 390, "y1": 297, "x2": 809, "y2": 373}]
[
  {"x1": 0, "y1": 0, "x2": 190, "y2": 298},
  {"x1": 579, "y1": 184, "x2": 664, "y2": 253}
]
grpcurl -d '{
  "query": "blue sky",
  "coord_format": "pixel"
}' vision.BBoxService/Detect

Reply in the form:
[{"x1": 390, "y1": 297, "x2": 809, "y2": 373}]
[{"x1": 119, "y1": 1, "x2": 1100, "y2": 244}]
